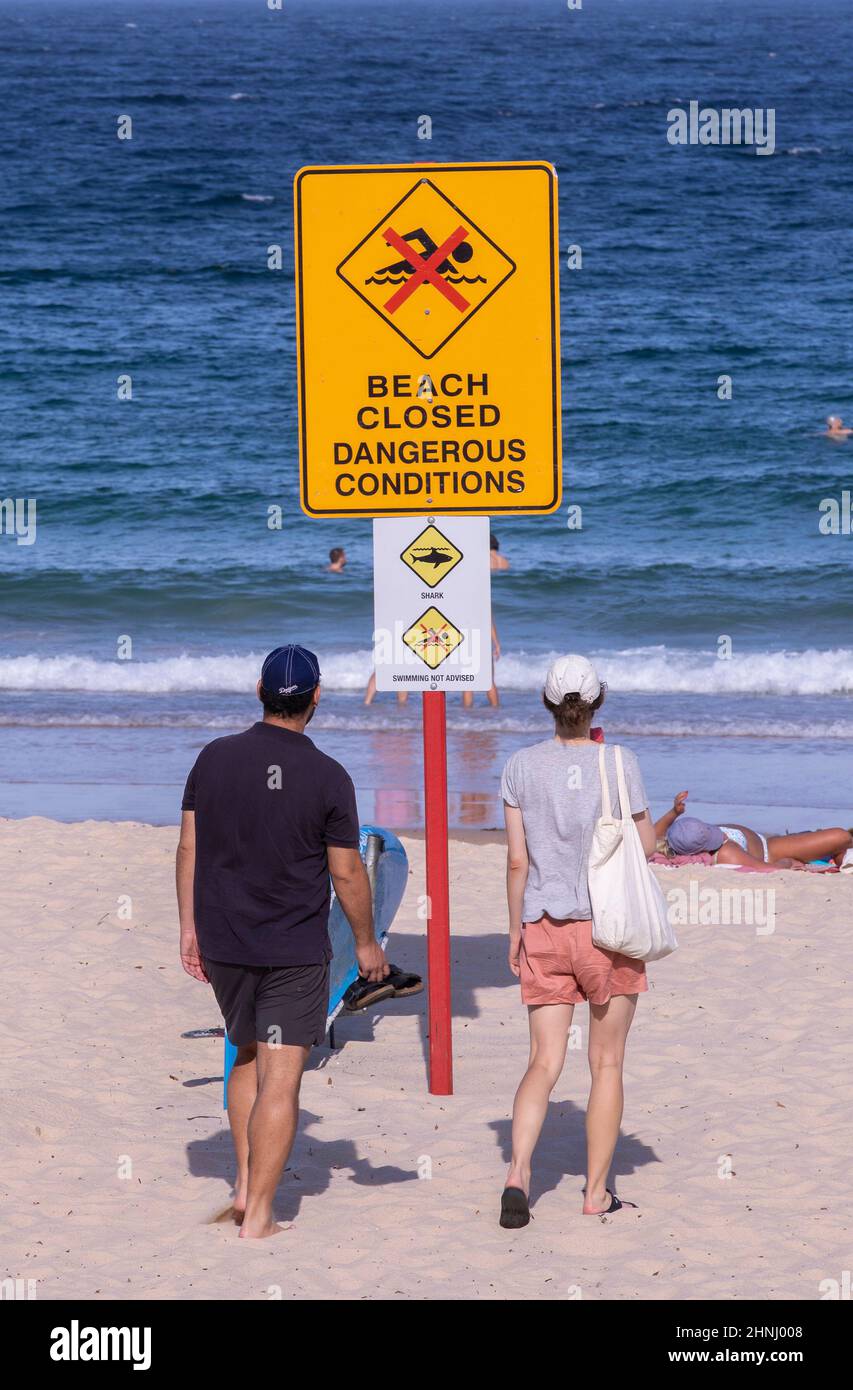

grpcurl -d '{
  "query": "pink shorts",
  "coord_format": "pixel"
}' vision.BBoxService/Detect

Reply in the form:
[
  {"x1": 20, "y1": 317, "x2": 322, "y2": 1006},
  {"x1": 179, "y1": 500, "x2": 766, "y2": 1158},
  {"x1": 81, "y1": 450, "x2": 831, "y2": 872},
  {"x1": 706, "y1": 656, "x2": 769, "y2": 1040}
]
[{"x1": 520, "y1": 913, "x2": 648, "y2": 1007}]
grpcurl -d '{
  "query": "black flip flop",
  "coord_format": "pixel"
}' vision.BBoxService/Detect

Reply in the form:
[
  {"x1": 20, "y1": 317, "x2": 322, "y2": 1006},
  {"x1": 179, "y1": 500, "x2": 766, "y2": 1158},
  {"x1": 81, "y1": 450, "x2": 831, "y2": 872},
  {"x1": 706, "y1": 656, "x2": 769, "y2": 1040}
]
[
  {"x1": 499, "y1": 1186, "x2": 531, "y2": 1229},
  {"x1": 343, "y1": 964, "x2": 424, "y2": 1012},
  {"x1": 592, "y1": 1189, "x2": 638, "y2": 1215},
  {"x1": 342, "y1": 976, "x2": 396, "y2": 1012},
  {"x1": 386, "y1": 963, "x2": 424, "y2": 998}
]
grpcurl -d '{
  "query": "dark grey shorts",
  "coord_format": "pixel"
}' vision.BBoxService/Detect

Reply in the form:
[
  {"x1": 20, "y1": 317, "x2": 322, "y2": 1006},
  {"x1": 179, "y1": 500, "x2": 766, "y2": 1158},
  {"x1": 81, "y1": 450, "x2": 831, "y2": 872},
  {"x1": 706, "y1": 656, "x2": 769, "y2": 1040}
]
[{"x1": 204, "y1": 958, "x2": 330, "y2": 1049}]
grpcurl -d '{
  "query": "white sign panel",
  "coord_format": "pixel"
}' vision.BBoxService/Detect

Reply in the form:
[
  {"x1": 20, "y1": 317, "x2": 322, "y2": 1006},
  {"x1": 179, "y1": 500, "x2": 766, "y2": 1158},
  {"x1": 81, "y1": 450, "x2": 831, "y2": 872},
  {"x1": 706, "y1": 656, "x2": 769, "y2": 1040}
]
[{"x1": 372, "y1": 515, "x2": 492, "y2": 692}]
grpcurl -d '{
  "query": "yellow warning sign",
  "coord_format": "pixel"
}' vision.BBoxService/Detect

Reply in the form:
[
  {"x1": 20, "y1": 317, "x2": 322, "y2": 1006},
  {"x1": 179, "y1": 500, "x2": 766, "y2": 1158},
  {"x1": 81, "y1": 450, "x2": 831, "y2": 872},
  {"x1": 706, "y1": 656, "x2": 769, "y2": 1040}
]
[
  {"x1": 402, "y1": 606, "x2": 465, "y2": 670},
  {"x1": 400, "y1": 524, "x2": 463, "y2": 587},
  {"x1": 337, "y1": 179, "x2": 516, "y2": 359},
  {"x1": 294, "y1": 161, "x2": 561, "y2": 517}
]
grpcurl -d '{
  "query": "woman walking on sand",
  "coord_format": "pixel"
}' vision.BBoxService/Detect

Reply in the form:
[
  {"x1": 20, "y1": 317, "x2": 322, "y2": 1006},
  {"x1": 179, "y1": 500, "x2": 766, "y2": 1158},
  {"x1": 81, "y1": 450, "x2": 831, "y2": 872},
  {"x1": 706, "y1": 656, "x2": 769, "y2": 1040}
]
[{"x1": 499, "y1": 655, "x2": 657, "y2": 1228}]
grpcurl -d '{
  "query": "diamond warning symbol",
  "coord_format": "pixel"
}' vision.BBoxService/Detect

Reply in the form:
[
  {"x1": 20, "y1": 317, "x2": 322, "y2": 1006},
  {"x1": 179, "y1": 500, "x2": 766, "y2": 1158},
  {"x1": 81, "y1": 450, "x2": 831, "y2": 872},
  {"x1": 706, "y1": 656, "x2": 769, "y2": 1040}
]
[
  {"x1": 402, "y1": 606, "x2": 465, "y2": 670},
  {"x1": 400, "y1": 524, "x2": 463, "y2": 588},
  {"x1": 336, "y1": 178, "x2": 516, "y2": 359}
]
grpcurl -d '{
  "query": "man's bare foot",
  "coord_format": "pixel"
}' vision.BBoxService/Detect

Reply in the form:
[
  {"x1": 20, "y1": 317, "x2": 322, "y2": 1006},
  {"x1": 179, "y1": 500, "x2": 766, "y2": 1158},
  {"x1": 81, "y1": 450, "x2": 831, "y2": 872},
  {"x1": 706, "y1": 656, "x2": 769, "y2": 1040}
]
[{"x1": 238, "y1": 1219, "x2": 284, "y2": 1240}]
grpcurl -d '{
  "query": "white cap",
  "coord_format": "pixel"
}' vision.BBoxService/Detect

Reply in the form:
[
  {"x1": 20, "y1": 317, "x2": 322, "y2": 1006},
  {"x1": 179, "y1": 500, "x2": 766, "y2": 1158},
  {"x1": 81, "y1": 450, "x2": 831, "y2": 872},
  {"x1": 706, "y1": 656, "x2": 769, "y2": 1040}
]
[{"x1": 544, "y1": 654, "x2": 601, "y2": 704}]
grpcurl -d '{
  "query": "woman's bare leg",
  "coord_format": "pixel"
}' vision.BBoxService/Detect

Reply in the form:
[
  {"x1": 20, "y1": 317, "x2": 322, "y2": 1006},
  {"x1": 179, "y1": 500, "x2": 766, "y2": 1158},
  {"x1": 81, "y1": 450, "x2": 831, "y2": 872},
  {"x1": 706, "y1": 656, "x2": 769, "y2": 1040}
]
[
  {"x1": 584, "y1": 993, "x2": 637, "y2": 1214},
  {"x1": 767, "y1": 828, "x2": 852, "y2": 864},
  {"x1": 505, "y1": 1003, "x2": 574, "y2": 1197}
]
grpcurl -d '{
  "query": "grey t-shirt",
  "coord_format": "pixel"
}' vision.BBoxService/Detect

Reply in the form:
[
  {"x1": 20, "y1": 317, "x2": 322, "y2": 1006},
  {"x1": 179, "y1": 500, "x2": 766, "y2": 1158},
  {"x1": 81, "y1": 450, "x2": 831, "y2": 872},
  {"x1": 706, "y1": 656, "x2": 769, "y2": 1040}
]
[{"x1": 500, "y1": 740, "x2": 649, "y2": 922}]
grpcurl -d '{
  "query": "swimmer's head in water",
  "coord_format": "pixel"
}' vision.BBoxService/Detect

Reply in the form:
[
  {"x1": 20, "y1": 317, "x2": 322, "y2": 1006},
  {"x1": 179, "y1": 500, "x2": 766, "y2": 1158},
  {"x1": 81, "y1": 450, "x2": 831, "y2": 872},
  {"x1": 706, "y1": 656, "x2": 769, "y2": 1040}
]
[{"x1": 667, "y1": 816, "x2": 725, "y2": 856}]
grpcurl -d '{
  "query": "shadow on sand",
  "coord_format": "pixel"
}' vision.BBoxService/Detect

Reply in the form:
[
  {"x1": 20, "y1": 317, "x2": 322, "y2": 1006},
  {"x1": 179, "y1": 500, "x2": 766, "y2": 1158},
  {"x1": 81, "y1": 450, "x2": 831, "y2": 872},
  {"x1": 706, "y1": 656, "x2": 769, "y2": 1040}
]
[
  {"x1": 489, "y1": 1102, "x2": 659, "y2": 1207},
  {"x1": 184, "y1": 933, "x2": 659, "y2": 1216},
  {"x1": 321, "y1": 931, "x2": 515, "y2": 1077},
  {"x1": 186, "y1": 1108, "x2": 417, "y2": 1223}
]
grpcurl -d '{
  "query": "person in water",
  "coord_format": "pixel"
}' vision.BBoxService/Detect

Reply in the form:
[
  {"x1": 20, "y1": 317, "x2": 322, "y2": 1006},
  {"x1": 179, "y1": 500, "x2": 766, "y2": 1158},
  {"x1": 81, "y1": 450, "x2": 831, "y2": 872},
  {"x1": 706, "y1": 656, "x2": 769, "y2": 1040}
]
[
  {"x1": 363, "y1": 671, "x2": 408, "y2": 705},
  {"x1": 490, "y1": 533, "x2": 510, "y2": 571},
  {"x1": 499, "y1": 655, "x2": 657, "y2": 1229},
  {"x1": 327, "y1": 547, "x2": 347, "y2": 572},
  {"x1": 824, "y1": 416, "x2": 852, "y2": 439},
  {"x1": 665, "y1": 812, "x2": 852, "y2": 869},
  {"x1": 462, "y1": 620, "x2": 501, "y2": 709}
]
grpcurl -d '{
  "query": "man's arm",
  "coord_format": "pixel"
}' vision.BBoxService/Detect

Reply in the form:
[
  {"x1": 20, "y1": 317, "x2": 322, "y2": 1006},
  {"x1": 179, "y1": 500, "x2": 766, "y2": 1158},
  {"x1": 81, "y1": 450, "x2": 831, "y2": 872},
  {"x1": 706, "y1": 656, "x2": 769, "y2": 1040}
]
[
  {"x1": 327, "y1": 845, "x2": 389, "y2": 982},
  {"x1": 176, "y1": 810, "x2": 208, "y2": 981}
]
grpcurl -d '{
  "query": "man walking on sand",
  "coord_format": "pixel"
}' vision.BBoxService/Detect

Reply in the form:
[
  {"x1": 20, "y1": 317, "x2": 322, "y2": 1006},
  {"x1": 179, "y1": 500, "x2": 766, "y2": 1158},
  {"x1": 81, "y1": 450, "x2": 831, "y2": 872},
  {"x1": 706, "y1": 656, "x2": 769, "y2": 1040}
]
[{"x1": 176, "y1": 644, "x2": 388, "y2": 1239}]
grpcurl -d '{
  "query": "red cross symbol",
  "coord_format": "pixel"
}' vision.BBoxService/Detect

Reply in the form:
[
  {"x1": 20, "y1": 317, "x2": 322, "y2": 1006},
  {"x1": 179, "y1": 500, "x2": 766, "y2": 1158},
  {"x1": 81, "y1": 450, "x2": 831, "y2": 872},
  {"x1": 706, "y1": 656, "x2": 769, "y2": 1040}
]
[{"x1": 381, "y1": 225, "x2": 471, "y2": 315}]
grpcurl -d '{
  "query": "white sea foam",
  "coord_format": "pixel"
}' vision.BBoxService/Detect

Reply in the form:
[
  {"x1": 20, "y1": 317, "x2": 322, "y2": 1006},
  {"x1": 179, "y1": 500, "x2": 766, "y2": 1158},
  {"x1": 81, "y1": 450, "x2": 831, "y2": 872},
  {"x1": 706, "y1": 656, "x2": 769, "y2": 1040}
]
[
  {"x1": 240, "y1": 193, "x2": 273, "y2": 202},
  {"x1": 1, "y1": 647, "x2": 853, "y2": 698},
  {"x1": 589, "y1": 646, "x2": 853, "y2": 697},
  {"x1": 0, "y1": 653, "x2": 265, "y2": 694}
]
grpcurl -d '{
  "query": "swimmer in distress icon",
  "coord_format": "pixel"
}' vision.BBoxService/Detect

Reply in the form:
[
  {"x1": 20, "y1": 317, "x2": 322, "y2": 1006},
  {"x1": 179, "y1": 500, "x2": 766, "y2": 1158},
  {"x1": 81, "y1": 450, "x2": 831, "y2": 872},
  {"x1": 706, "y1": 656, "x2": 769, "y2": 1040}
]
[{"x1": 402, "y1": 607, "x2": 465, "y2": 670}]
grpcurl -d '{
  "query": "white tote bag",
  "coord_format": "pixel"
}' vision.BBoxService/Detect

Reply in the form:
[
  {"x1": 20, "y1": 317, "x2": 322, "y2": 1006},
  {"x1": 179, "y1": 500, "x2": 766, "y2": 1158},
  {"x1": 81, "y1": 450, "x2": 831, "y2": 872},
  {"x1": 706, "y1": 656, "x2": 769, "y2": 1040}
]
[{"x1": 588, "y1": 744, "x2": 677, "y2": 962}]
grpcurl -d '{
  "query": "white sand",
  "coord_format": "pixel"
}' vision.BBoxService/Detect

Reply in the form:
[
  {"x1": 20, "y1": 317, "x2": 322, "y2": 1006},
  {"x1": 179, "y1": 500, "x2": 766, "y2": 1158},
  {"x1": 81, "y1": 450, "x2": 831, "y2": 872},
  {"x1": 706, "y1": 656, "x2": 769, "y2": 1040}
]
[{"x1": 2, "y1": 817, "x2": 851, "y2": 1301}]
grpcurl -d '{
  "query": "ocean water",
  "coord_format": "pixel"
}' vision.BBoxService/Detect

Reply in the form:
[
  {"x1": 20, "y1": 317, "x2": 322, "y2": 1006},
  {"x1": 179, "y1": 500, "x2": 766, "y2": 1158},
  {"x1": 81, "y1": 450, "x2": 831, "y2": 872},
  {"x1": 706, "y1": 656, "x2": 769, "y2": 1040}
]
[{"x1": 1, "y1": 0, "x2": 852, "y2": 830}]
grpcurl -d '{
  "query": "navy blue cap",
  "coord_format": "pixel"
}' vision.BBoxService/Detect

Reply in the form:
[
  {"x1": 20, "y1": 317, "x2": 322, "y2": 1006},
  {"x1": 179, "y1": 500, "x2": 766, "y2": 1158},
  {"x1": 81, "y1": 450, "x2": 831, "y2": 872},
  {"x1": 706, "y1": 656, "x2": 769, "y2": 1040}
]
[{"x1": 261, "y1": 645, "x2": 321, "y2": 696}]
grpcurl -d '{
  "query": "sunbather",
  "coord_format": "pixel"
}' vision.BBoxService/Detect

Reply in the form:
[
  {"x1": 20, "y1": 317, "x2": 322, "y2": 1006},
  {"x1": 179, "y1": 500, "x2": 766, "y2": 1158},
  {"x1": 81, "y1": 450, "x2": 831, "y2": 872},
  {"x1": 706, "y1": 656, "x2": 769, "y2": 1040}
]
[{"x1": 660, "y1": 795, "x2": 852, "y2": 869}]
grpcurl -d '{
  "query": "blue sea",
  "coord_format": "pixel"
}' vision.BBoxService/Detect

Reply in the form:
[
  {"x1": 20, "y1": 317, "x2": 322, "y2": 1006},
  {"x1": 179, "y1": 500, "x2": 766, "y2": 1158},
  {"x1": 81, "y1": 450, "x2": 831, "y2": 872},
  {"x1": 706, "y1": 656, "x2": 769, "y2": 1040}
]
[{"x1": 1, "y1": 0, "x2": 852, "y2": 831}]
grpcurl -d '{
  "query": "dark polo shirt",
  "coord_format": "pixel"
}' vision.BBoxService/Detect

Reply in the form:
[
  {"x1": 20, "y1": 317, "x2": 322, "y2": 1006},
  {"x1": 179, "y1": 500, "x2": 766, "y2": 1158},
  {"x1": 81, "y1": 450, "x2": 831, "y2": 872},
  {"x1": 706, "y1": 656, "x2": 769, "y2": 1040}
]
[{"x1": 181, "y1": 721, "x2": 360, "y2": 966}]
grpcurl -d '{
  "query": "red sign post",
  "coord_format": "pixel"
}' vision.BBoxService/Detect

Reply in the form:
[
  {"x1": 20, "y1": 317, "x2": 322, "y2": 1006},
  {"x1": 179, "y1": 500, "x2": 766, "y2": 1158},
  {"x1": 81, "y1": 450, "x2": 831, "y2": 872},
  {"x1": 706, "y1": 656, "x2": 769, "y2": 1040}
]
[{"x1": 422, "y1": 691, "x2": 453, "y2": 1095}]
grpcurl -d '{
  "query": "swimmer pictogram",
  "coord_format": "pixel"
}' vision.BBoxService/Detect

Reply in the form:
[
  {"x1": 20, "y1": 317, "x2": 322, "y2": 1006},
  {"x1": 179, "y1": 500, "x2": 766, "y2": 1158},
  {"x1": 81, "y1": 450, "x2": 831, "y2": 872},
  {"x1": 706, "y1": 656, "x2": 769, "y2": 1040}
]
[
  {"x1": 399, "y1": 523, "x2": 463, "y2": 586},
  {"x1": 368, "y1": 227, "x2": 482, "y2": 312},
  {"x1": 337, "y1": 178, "x2": 516, "y2": 358}
]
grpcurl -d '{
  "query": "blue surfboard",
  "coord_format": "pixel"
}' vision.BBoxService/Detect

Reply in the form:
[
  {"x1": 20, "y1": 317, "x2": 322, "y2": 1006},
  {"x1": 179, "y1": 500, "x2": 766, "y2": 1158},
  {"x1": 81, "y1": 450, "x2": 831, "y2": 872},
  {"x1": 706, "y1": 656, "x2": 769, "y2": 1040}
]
[{"x1": 223, "y1": 825, "x2": 409, "y2": 1104}]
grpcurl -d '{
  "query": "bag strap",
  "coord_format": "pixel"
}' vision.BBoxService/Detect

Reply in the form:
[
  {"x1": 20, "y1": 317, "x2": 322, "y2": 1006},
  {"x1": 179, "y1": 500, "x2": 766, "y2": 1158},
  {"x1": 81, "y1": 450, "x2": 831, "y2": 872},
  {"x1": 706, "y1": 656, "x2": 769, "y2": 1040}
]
[
  {"x1": 597, "y1": 743, "x2": 613, "y2": 820},
  {"x1": 614, "y1": 745, "x2": 631, "y2": 824}
]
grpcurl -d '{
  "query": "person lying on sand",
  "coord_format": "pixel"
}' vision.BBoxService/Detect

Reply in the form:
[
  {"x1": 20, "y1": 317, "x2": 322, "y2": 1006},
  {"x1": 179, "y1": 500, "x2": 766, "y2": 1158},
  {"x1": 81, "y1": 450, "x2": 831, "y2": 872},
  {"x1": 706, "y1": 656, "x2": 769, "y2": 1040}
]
[{"x1": 663, "y1": 805, "x2": 852, "y2": 871}]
